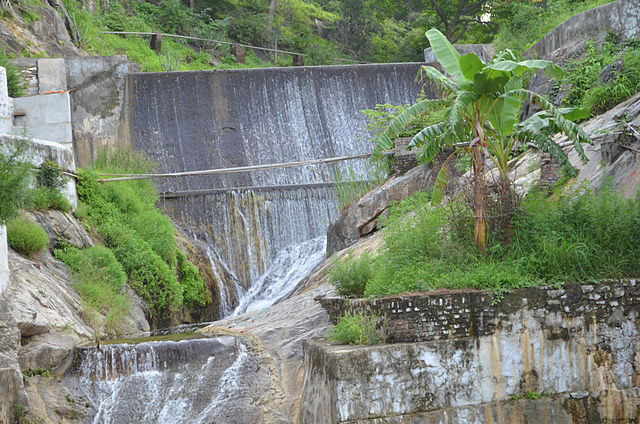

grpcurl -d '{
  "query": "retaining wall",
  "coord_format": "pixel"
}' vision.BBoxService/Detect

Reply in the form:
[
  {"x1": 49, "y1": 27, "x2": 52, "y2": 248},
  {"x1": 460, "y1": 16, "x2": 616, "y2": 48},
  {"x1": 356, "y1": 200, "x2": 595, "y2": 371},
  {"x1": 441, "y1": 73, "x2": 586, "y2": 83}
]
[
  {"x1": 305, "y1": 281, "x2": 640, "y2": 423},
  {"x1": 527, "y1": 0, "x2": 640, "y2": 59}
]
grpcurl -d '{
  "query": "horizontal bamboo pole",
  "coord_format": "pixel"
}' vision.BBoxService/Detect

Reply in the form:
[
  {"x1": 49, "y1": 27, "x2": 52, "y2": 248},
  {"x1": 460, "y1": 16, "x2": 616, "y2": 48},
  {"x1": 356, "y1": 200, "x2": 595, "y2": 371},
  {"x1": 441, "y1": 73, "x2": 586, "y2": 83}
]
[{"x1": 96, "y1": 153, "x2": 384, "y2": 182}]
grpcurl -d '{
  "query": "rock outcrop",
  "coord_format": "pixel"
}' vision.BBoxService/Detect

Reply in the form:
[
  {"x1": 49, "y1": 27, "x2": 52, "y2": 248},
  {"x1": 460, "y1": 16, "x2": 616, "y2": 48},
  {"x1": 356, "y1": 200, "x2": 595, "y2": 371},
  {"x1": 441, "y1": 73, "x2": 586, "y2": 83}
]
[{"x1": 326, "y1": 164, "x2": 433, "y2": 256}]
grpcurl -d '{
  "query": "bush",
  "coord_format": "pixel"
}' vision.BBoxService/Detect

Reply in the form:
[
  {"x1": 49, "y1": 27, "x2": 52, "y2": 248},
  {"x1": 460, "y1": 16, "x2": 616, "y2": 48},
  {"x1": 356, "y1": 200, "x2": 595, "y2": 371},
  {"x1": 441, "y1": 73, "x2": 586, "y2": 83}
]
[
  {"x1": 328, "y1": 313, "x2": 381, "y2": 345},
  {"x1": 329, "y1": 253, "x2": 373, "y2": 297},
  {"x1": 0, "y1": 138, "x2": 32, "y2": 223},
  {"x1": 54, "y1": 245, "x2": 130, "y2": 334},
  {"x1": 101, "y1": 223, "x2": 182, "y2": 319},
  {"x1": 7, "y1": 217, "x2": 49, "y2": 256},
  {"x1": 177, "y1": 251, "x2": 209, "y2": 307},
  {"x1": 557, "y1": 38, "x2": 640, "y2": 117},
  {"x1": 27, "y1": 187, "x2": 71, "y2": 212}
]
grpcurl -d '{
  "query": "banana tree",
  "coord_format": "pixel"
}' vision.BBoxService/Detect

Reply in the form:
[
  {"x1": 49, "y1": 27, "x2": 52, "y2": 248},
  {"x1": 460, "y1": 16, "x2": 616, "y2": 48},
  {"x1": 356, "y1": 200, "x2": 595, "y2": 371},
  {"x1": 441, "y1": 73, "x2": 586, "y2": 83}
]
[{"x1": 376, "y1": 28, "x2": 590, "y2": 252}]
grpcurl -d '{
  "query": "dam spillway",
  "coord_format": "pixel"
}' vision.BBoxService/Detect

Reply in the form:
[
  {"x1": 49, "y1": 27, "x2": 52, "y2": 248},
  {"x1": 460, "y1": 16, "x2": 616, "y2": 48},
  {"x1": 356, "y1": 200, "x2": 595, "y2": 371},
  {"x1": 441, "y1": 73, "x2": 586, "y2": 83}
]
[{"x1": 126, "y1": 62, "x2": 426, "y2": 314}]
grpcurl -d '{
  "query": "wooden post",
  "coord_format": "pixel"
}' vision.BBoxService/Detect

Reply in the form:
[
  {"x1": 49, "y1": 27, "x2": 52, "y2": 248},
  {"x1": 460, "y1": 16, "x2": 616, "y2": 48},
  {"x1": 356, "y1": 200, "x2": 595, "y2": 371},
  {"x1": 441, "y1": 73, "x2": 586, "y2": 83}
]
[
  {"x1": 292, "y1": 54, "x2": 304, "y2": 66},
  {"x1": 150, "y1": 33, "x2": 162, "y2": 52},
  {"x1": 231, "y1": 43, "x2": 245, "y2": 63}
]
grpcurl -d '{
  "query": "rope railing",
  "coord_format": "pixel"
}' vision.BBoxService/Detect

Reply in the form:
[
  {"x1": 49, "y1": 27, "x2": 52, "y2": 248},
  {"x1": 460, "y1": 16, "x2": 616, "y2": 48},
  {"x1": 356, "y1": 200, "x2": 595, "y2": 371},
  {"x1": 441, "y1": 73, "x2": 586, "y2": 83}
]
[{"x1": 100, "y1": 31, "x2": 365, "y2": 64}]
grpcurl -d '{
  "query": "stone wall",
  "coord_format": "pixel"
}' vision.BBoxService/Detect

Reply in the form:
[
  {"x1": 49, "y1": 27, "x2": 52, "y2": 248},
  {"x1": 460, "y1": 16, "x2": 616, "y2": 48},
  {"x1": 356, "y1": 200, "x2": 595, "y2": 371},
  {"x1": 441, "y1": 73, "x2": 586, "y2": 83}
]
[
  {"x1": 392, "y1": 137, "x2": 418, "y2": 175},
  {"x1": 318, "y1": 280, "x2": 638, "y2": 343},
  {"x1": 305, "y1": 281, "x2": 640, "y2": 423}
]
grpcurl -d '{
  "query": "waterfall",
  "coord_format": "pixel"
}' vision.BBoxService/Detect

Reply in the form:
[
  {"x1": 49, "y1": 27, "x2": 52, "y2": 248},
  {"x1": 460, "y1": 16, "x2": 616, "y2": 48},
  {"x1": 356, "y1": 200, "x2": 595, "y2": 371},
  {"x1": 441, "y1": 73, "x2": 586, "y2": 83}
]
[
  {"x1": 67, "y1": 337, "x2": 254, "y2": 424},
  {"x1": 127, "y1": 63, "x2": 426, "y2": 316}
]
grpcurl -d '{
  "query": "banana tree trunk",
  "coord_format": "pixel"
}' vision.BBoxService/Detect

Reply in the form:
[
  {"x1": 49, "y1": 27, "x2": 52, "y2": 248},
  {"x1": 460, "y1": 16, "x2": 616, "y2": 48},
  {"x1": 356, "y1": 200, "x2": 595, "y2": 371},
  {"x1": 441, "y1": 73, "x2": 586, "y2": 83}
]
[
  {"x1": 499, "y1": 173, "x2": 514, "y2": 245},
  {"x1": 471, "y1": 145, "x2": 488, "y2": 252},
  {"x1": 472, "y1": 119, "x2": 488, "y2": 253}
]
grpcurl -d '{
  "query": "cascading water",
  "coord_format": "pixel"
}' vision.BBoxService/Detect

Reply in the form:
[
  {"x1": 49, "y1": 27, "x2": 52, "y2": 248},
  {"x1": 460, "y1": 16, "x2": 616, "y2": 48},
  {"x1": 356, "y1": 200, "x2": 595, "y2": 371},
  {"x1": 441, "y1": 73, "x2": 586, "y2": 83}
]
[
  {"x1": 65, "y1": 337, "x2": 259, "y2": 424},
  {"x1": 128, "y1": 63, "x2": 426, "y2": 315}
]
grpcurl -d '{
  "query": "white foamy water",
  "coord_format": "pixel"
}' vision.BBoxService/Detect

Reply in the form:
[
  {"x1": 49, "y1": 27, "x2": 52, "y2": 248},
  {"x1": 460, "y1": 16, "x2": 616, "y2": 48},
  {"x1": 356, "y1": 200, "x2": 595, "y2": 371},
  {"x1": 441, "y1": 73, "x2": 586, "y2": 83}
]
[{"x1": 231, "y1": 236, "x2": 326, "y2": 316}]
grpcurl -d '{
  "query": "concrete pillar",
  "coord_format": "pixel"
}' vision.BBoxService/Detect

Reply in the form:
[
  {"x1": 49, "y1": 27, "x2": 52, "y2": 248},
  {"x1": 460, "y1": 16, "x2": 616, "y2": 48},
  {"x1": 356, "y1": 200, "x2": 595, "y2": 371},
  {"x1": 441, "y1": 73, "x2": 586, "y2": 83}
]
[
  {"x1": 37, "y1": 58, "x2": 67, "y2": 94},
  {"x1": 0, "y1": 67, "x2": 13, "y2": 135},
  {"x1": 0, "y1": 224, "x2": 8, "y2": 296}
]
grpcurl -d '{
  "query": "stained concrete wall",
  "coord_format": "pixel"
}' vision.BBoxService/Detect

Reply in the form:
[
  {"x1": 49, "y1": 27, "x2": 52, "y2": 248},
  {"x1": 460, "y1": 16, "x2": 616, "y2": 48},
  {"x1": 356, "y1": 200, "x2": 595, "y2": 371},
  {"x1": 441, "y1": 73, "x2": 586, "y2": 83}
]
[
  {"x1": 527, "y1": 0, "x2": 640, "y2": 60},
  {"x1": 66, "y1": 55, "x2": 131, "y2": 167},
  {"x1": 304, "y1": 281, "x2": 640, "y2": 423}
]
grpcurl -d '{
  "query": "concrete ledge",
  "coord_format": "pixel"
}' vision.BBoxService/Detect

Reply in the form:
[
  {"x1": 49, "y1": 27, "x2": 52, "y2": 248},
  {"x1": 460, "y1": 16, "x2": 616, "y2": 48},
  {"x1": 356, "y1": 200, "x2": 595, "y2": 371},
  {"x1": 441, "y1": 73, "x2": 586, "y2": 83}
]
[
  {"x1": 424, "y1": 44, "x2": 495, "y2": 64},
  {"x1": 12, "y1": 92, "x2": 72, "y2": 145}
]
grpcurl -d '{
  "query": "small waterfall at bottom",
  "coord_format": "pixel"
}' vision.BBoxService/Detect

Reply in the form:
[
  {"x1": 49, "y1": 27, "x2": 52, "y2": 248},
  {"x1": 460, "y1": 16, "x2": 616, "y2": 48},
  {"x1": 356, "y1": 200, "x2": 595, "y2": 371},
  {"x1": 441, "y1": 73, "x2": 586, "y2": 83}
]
[{"x1": 66, "y1": 337, "x2": 260, "y2": 424}]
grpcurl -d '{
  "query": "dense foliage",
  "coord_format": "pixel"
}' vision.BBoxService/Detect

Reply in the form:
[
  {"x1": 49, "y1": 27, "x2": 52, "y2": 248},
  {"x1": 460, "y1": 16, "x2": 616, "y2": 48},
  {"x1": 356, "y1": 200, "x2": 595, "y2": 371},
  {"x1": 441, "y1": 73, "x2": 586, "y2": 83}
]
[
  {"x1": 0, "y1": 139, "x2": 32, "y2": 223},
  {"x1": 76, "y1": 149, "x2": 208, "y2": 321},
  {"x1": 330, "y1": 184, "x2": 640, "y2": 298}
]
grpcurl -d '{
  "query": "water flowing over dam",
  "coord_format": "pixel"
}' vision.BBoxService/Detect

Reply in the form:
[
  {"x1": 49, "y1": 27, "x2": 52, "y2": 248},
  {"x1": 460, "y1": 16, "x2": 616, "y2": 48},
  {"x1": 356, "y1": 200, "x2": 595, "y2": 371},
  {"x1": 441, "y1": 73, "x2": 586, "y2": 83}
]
[
  {"x1": 64, "y1": 336, "x2": 269, "y2": 423},
  {"x1": 126, "y1": 63, "x2": 425, "y2": 315}
]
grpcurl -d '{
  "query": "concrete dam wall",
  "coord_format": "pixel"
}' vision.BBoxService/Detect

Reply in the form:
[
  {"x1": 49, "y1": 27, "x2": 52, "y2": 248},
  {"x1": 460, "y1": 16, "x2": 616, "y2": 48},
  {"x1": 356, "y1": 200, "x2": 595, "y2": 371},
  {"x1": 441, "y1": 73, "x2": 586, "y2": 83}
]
[{"x1": 126, "y1": 63, "x2": 425, "y2": 314}]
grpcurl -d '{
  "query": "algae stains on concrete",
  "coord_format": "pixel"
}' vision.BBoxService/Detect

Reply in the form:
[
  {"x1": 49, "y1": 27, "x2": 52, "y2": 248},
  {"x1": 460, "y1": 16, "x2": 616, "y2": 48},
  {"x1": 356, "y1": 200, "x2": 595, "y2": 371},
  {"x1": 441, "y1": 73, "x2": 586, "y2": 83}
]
[
  {"x1": 125, "y1": 63, "x2": 426, "y2": 288},
  {"x1": 66, "y1": 56, "x2": 132, "y2": 167},
  {"x1": 306, "y1": 281, "x2": 640, "y2": 422}
]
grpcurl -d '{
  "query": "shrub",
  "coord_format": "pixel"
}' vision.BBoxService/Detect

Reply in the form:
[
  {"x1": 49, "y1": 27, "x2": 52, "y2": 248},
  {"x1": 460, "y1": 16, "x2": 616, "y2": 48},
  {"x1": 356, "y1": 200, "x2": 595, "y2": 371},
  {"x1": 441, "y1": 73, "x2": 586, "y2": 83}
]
[
  {"x1": 54, "y1": 245, "x2": 130, "y2": 334},
  {"x1": 329, "y1": 253, "x2": 373, "y2": 297},
  {"x1": 0, "y1": 138, "x2": 32, "y2": 223},
  {"x1": 27, "y1": 187, "x2": 71, "y2": 212},
  {"x1": 6, "y1": 217, "x2": 49, "y2": 256},
  {"x1": 177, "y1": 251, "x2": 209, "y2": 307},
  {"x1": 328, "y1": 313, "x2": 381, "y2": 345},
  {"x1": 36, "y1": 160, "x2": 65, "y2": 189}
]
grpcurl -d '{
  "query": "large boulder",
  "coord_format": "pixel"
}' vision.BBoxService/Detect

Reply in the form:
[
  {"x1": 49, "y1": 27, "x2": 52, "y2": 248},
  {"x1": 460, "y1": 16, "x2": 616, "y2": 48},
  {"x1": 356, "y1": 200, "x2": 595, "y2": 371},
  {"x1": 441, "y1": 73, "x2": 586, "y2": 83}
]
[{"x1": 326, "y1": 164, "x2": 432, "y2": 256}]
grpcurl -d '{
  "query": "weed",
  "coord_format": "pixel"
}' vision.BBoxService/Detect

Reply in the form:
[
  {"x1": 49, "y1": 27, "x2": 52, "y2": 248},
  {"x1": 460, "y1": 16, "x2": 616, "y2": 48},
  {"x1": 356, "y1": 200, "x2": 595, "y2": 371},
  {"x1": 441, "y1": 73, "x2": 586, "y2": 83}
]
[{"x1": 328, "y1": 313, "x2": 381, "y2": 345}]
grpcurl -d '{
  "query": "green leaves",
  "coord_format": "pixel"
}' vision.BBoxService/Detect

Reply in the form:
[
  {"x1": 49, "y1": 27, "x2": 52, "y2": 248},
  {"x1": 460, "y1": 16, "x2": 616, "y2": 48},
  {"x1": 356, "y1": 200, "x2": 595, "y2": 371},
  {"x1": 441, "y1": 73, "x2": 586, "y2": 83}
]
[
  {"x1": 484, "y1": 59, "x2": 563, "y2": 79},
  {"x1": 425, "y1": 28, "x2": 463, "y2": 83}
]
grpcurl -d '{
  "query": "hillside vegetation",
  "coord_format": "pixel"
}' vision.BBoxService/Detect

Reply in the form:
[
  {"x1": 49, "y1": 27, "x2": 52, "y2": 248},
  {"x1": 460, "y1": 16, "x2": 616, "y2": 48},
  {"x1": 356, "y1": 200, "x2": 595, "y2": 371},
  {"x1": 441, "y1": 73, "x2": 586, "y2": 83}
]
[{"x1": 0, "y1": 0, "x2": 616, "y2": 71}]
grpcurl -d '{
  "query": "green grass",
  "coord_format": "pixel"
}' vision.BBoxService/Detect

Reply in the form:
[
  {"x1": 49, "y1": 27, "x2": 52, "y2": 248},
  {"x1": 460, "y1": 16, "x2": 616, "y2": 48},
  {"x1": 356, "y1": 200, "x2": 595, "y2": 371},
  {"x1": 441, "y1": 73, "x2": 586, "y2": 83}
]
[
  {"x1": 26, "y1": 187, "x2": 71, "y2": 213},
  {"x1": 6, "y1": 217, "x2": 49, "y2": 256},
  {"x1": 330, "y1": 183, "x2": 640, "y2": 298},
  {"x1": 54, "y1": 245, "x2": 130, "y2": 334},
  {"x1": 328, "y1": 313, "x2": 381, "y2": 345},
  {"x1": 75, "y1": 148, "x2": 209, "y2": 322}
]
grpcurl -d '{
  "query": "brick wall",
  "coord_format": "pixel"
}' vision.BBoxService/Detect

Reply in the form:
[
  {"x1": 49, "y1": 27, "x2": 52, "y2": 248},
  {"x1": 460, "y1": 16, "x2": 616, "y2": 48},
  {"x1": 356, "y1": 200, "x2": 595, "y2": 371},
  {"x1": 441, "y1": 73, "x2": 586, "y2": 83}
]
[{"x1": 317, "y1": 280, "x2": 639, "y2": 343}]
